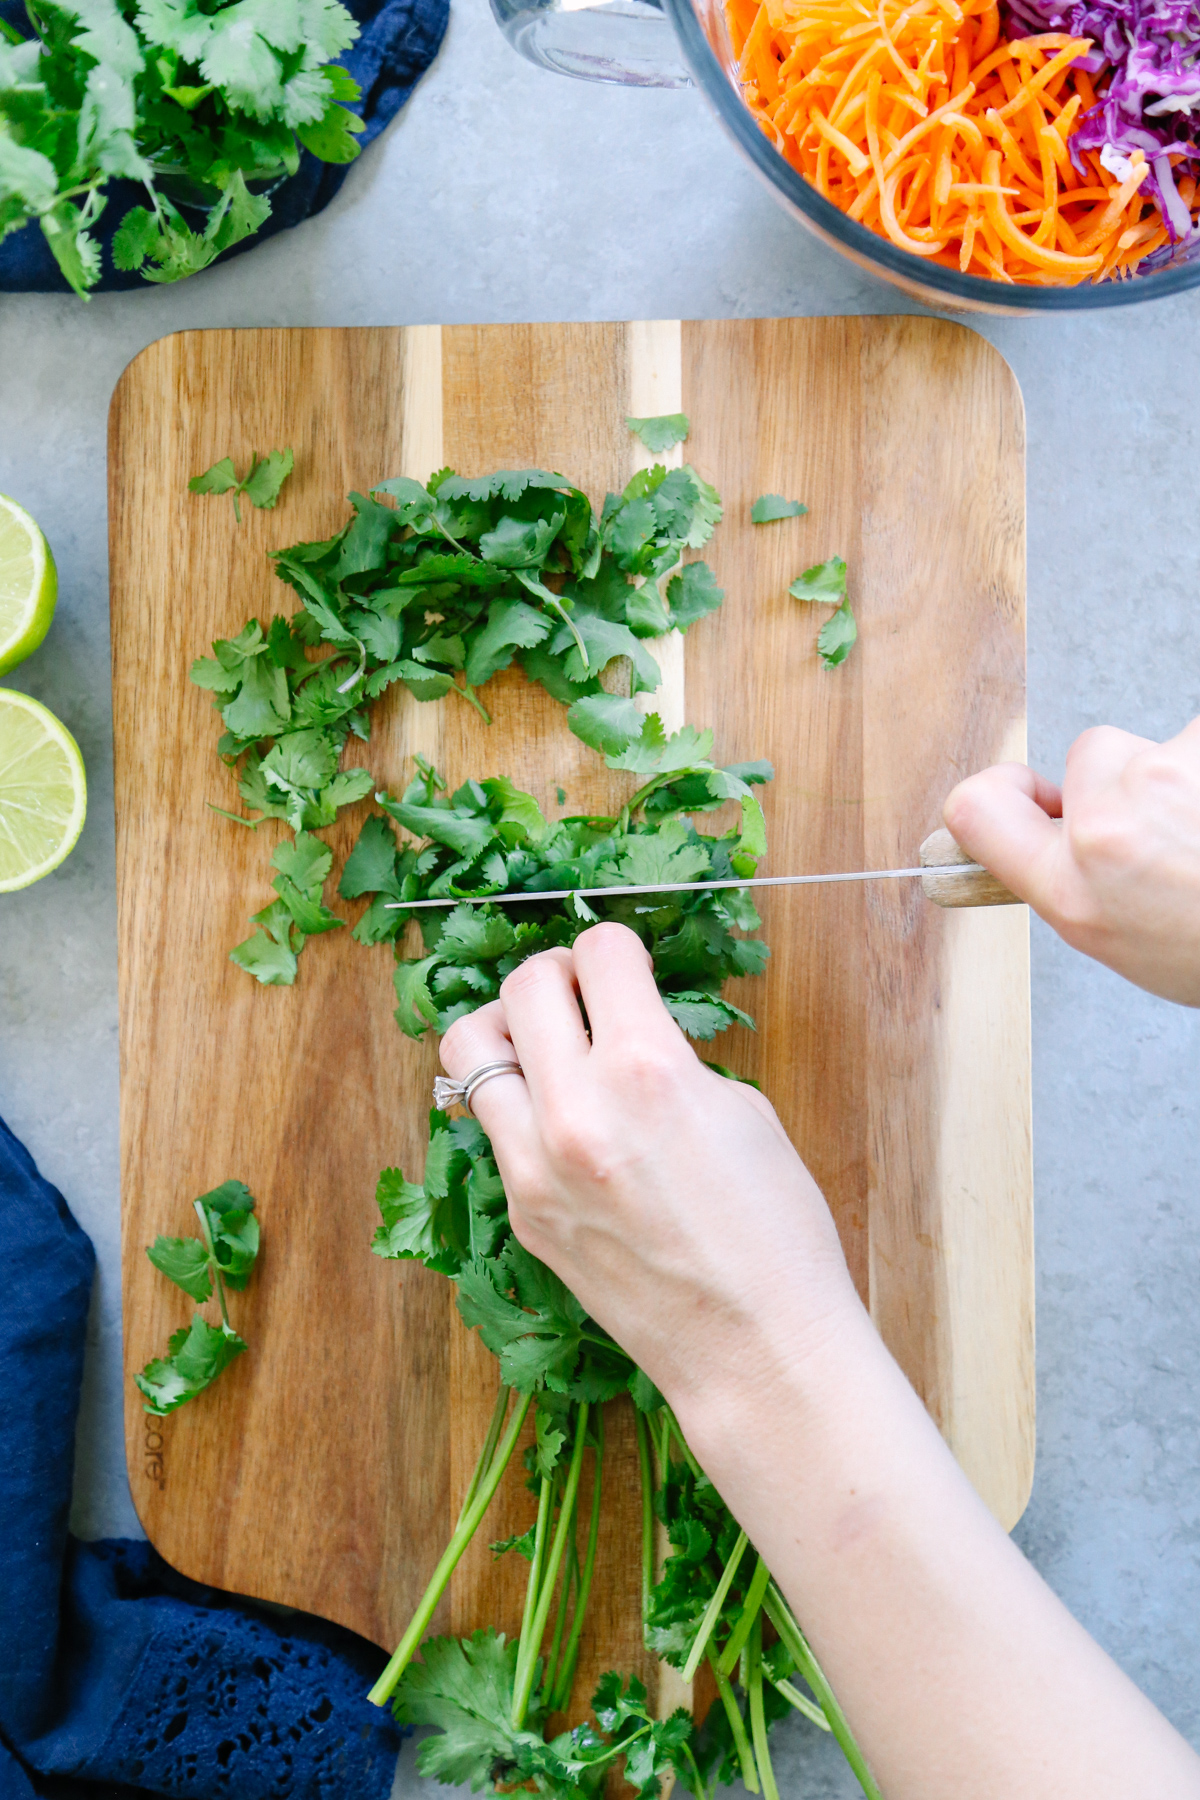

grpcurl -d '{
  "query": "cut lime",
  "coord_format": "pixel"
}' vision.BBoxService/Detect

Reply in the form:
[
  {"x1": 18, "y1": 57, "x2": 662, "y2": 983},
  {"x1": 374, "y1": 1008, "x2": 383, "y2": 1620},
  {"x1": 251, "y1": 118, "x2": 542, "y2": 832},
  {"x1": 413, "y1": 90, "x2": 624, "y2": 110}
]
[
  {"x1": 0, "y1": 494, "x2": 57, "y2": 676},
  {"x1": 0, "y1": 689, "x2": 87, "y2": 891}
]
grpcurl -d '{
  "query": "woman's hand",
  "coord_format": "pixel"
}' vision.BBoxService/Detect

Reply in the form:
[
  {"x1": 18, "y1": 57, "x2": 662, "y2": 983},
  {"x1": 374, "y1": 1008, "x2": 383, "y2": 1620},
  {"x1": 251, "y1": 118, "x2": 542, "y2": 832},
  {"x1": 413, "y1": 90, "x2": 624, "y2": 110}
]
[
  {"x1": 438, "y1": 919, "x2": 862, "y2": 1435},
  {"x1": 439, "y1": 917, "x2": 1200, "y2": 1800},
  {"x1": 945, "y1": 718, "x2": 1200, "y2": 1006}
]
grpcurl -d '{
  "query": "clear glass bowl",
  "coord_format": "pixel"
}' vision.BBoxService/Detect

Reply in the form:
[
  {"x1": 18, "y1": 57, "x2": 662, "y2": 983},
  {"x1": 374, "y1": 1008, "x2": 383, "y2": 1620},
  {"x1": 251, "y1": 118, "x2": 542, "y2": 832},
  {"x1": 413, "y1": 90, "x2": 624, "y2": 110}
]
[{"x1": 490, "y1": 0, "x2": 1200, "y2": 314}]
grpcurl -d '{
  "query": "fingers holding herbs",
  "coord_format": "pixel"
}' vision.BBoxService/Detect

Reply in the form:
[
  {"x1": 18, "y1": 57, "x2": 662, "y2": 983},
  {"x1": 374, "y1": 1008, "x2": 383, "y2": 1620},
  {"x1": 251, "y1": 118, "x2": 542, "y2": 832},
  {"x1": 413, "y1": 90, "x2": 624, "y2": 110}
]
[{"x1": 447, "y1": 922, "x2": 862, "y2": 1422}]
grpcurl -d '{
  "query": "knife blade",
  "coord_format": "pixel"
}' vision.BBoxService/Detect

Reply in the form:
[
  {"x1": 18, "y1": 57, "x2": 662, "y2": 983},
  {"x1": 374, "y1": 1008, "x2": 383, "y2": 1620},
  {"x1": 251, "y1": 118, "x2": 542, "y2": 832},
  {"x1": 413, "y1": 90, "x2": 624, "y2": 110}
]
[
  {"x1": 381, "y1": 830, "x2": 1020, "y2": 911},
  {"x1": 384, "y1": 865, "x2": 961, "y2": 910}
]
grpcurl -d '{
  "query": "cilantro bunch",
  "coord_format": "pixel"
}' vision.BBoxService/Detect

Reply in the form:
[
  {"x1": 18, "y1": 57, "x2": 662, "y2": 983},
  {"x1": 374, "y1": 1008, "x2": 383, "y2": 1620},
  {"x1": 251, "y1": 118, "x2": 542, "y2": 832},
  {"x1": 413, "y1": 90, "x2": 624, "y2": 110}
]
[
  {"x1": 191, "y1": 465, "x2": 728, "y2": 985},
  {"x1": 354, "y1": 762, "x2": 880, "y2": 1800},
  {"x1": 0, "y1": 0, "x2": 363, "y2": 297}
]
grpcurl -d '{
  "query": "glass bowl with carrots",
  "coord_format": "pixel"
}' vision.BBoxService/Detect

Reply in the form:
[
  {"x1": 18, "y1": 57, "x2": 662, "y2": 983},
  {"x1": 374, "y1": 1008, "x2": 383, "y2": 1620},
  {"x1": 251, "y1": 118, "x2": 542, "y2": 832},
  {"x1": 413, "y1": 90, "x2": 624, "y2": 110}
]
[{"x1": 662, "y1": 0, "x2": 1200, "y2": 311}]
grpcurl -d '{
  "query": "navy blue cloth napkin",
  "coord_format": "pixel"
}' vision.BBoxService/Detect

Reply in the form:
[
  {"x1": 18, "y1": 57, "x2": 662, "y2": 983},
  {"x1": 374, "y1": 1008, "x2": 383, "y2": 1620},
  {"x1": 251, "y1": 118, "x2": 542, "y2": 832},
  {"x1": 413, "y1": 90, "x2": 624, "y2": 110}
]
[
  {"x1": 0, "y1": 0, "x2": 448, "y2": 293},
  {"x1": 0, "y1": 1114, "x2": 404, "y2": 1799}
]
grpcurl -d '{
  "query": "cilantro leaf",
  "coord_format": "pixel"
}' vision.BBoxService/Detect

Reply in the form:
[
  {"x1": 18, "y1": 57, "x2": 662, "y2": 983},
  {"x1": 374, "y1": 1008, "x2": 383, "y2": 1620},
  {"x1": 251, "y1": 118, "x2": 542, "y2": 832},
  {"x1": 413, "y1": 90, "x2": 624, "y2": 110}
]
[
  {"x1": 817, "y1": 597, "x2": 858, "y2": 668},
  {"x1": 490, "y1": 1526, "x2": 536, "y2": 1561},
  {"x1": 666, "y1": 561, "x2": 724, "y2": 630},
  {"x1": 395, "y1": 1630, "x2": 550, "y2": 1791},
  {"x1": 663, "y1": 990, "x2": 756, "y2": 1041},
  {"x1": 241, "y1": 447, "x2": 295, "y2": 510},
  {"x1": 566, "y1": 692, "x2": 645, "y2": 755},
  {"x1": 463, "y1": 598, "x2": 550, "y2": 688},
  {"x1": 231, "y1": 926, "x2": 298, "y2": 985},
  {"x1": 626, "y1": 413, "x2": 690, "y2": 453},
  {"x1": 789, "y1": 555, "x2": 847, "y2": 604},
  {"x1": 296, "y1": 95, "x2": 364, "y2": 162},
  {"x1": 190, "y1": 447, "x2": 293, "y2": 521},
  {"x1": 136, "y1": 1315, "x2": 246, "y2": 1416},
  {"x1": 188, "y1": 456, "x2": 239, "y2": 498},
  {"x1": 751, "y1": 494, "x2": 808, "y2": 523},
  {"x1": 339, "y1": 813, "x2": 400, "y2": 899},
  {"x1": 146, "y1": 1234, "x2": 213, "y2": 1302}
]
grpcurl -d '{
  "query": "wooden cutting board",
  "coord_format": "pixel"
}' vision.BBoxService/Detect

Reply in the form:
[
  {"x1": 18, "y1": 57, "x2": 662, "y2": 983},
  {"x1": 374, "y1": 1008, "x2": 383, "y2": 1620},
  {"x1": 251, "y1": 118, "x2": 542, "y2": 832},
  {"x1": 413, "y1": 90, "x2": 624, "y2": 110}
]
[{"x1": 111, "y1": 319, "x2": 1032, "y2": 1720}]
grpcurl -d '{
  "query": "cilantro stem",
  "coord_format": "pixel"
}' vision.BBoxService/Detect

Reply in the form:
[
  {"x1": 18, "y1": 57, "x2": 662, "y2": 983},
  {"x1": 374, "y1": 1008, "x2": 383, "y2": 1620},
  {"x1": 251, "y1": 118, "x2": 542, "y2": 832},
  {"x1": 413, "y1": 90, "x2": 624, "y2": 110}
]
[
  {"x1": 458, "y1": 1382, "x2": 512, "y2": 1524},
  {"x1": 707, "y1": 1650, "x2": 759, "y2": 1794},
  {"x1": 665, "y1": 1407, "x2": 703, "y2": 1479},
  {"x1": 368, "y1": 1389, "x2": 532, "y2": 1707},
  {"x1": 718, "y1": 1552, "x2": 771, "y2": 1677},
  {"x1": 512, "y1": 1401, "x2": 590, "y2": 1729},
  {"x1": 541, "y1": 1516, "x2": 575, "y2": 1713},
  {"x1": 0, "y1": 16, "x2": 25, "y2": 41},
  {"x1": 550, "y1": 1410, "x2": 604, "y2": 1712},
  {"x1": 655, "y1": 1410, "x2": 671, "y2": 1478},
  {"x1": 681, "y1": 1528, "x2": 749, "y2": 1684},
  {"x1": 747, "y1": 1613, "x2": 781, "y2": 1800},
  {"x1": 770, "y1": 1677, "x2": 831, "y2": 1730},
  {"x1": 683, "y1": 1741, "x2": 715, "y2": 1800},
  {"x1": 335, "y1": 640, "x2": 367, "y2": 694},
  {"x1": 762, "y1": 1584, "x2": 882, "y2": 1800},
  {"x1": 547, "y1": 596, "x2": 591, "y2": 675},
  {"x1": 207, "y1": 802, "x2": 265, "y2": 829},
  {"x1": 447, "y1": 679, "x2": 492, "y2": 725},
  {"x1": 634, "y1": 1404, "x2": 655, "y2": 1622},
  {"x1": 515, "y1": 1469, "x2": 556, "y2": 1719},
  {"x1": 192, "y1": 1199, "x2": 231, "y2": 1332}
]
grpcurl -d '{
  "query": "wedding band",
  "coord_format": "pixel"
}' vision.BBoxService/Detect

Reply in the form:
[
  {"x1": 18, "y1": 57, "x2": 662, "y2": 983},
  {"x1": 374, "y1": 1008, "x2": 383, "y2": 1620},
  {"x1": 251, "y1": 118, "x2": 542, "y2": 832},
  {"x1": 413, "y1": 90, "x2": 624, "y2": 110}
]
[{"x1": 433, "y1": 1059, "x2": 524, "y2": 1114}]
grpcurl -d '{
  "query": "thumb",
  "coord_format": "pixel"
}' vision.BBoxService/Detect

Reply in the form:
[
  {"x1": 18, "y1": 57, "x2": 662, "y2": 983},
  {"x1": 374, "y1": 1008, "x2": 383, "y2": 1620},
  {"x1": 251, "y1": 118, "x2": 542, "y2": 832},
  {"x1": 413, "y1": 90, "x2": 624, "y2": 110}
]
[{"x1": 943, "y1": 763, "x2": 1064, "y2": 914}]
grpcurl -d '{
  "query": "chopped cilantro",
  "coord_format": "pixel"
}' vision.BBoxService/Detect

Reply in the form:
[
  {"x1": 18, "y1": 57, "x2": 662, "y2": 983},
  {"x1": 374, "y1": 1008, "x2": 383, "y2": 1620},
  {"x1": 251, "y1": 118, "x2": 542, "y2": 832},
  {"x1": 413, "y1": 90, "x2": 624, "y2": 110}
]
[
  {"x1": 751, "y1": 494, "x2": 808, "y2": 523},
  {"x1": 135, "y1": 1179, "x2": 259, "y2": 1415},
  {"x1": 789, "y1": 556, "x2": 857, "y2": 669},
  {"x1": 817, "y1": 598, "x2": 858, "y2": 668},
  {"x1": 193, "y1": 462, "x2": 728, "y2": 984},
  {"x1": 789, "y1": 555, "x2": 847, "y2": 603},
  {"x1": 626, "y1": 413, "x2": 690, "y2": 453},
  {"x1": 190, "y1": 448, "x2": 294, "y2": 523}
]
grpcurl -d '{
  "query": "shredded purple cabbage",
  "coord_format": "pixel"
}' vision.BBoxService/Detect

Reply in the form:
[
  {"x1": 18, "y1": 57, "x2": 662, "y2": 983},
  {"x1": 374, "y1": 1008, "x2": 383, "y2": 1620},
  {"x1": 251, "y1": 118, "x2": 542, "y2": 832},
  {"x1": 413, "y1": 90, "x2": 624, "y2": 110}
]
[{"x1": 1003, "y1": 0, "x2": 1200, "y2": 237}]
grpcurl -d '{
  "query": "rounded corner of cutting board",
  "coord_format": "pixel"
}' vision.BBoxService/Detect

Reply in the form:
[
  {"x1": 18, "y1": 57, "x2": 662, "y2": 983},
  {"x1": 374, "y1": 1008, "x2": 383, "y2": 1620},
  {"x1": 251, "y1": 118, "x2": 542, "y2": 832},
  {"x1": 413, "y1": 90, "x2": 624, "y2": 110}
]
[{"x1": 109, "y1": 330, "x2": 190, "y2": 411}]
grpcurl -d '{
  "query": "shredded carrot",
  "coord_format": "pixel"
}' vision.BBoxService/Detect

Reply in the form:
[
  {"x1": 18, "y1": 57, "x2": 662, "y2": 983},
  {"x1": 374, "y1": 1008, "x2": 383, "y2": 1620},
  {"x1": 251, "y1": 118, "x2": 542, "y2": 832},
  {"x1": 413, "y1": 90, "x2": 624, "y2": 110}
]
[{"x1": 726, "y1": 0, "x2": 1197, "y2": 286}]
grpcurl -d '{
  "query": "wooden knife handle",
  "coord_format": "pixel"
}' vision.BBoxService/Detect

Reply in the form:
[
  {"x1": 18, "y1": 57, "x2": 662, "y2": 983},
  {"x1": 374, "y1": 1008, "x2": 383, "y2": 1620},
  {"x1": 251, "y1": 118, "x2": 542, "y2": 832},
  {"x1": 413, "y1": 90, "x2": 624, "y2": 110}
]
[{"x1": 919, "y1": 827, "x2": 1022, "y2": 908}]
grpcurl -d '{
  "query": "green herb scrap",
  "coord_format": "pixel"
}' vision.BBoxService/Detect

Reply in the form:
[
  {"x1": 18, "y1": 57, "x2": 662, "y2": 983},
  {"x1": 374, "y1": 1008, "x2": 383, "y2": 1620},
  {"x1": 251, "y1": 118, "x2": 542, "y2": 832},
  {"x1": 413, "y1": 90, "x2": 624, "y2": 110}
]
[
  {"x1": 788, "y1": 556, "x2": 847, "y2": 605},
  {"x1": 816, "y1": 600, "x2": 857, "y2": 669},
  {"x1": 626, "y1": 413, "x2": 690, "y2": 454},
  {"x1": 750, "y1": 494, "x2": 807, "y2": 523},
  {"x1": 789, "y1": 555, "x2": 857, "y2": 669},
  {"x1": 190, "y1": 448, "x2": 294, "y2": 523},
  {"x1": 0, "y1": 0, "x2": 364, "y2": 298},
  {"x1": 135, "y1": 1179, "x2": 260, "y2": 1415},
  {"x1": 191, "y1": 463, "x2": 726, "y2": 984}
]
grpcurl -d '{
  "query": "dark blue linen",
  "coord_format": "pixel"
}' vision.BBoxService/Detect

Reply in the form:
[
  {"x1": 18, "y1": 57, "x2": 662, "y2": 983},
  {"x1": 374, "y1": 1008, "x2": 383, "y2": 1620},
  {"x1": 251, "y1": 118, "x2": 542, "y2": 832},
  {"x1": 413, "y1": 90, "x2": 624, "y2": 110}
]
[
  {"x1": 0, "y1": 0, "x2": 448, "y2": 293},
  {"x1": 0, "y1": 1115, "x2": 404, "y2": 1798}
]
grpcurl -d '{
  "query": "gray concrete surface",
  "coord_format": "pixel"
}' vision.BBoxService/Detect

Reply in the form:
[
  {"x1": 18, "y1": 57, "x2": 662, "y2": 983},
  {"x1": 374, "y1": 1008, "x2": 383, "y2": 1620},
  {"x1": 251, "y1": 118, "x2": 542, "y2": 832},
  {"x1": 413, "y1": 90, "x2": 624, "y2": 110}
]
[{"x1": 2, "y1": 2, "x2": 1199, "y2": 1793}]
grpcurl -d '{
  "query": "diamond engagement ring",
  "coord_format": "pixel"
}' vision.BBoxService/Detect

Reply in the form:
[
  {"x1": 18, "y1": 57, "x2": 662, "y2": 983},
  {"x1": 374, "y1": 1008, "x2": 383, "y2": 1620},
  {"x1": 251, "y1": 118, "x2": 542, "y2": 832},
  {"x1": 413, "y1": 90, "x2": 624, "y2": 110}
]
[{"x1": 433, "y1": 1059, "x2": 524, "y2": 1114}]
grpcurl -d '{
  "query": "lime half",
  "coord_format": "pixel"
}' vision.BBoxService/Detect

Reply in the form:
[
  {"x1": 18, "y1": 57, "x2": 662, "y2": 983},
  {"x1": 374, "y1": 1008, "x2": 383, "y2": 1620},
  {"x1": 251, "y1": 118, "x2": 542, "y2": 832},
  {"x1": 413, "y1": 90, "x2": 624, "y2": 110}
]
[
  {"x1": 0, "y1": 494, "x2": 57, "y2": 676},
  {"x1": 0, "y1": 689, "x2": 86, "y2": 891}
]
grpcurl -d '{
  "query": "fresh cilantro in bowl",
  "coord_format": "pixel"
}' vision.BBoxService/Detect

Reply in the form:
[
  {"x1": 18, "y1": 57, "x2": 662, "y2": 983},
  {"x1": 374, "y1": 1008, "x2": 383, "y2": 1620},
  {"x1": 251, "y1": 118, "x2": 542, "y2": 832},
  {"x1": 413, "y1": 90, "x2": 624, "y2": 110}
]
[{"x1": 0, "y1": 0, "x2": 365, "y2": 297}]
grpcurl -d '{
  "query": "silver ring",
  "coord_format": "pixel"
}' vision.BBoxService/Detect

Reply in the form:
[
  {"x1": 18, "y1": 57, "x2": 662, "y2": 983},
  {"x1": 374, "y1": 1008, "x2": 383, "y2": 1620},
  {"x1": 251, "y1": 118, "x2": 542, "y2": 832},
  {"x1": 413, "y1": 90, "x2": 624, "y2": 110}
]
[{"x1": 433, "y1": 1059, "x2": 523, "y2": 1114}]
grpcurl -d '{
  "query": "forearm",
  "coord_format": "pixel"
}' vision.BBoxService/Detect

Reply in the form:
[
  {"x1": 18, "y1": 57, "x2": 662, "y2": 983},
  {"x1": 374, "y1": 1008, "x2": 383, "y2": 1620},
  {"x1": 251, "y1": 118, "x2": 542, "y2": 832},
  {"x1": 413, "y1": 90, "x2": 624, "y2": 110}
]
[{"x1": 674, "y1": 1300, "x2": 1200, "y2": 1800}]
